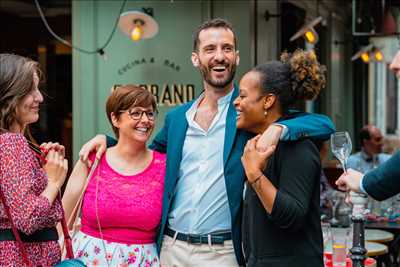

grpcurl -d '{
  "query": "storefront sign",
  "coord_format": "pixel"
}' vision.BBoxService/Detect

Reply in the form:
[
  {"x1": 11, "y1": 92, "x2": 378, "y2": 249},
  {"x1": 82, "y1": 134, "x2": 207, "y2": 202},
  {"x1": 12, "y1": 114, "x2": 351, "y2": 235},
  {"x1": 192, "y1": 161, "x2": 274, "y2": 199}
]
[
  {"x1": 140, "y1": 83, "x2": 195, "y2": 106},
  {"x1": 118, "y1": 57, "x2": 196, "y2": 106}
]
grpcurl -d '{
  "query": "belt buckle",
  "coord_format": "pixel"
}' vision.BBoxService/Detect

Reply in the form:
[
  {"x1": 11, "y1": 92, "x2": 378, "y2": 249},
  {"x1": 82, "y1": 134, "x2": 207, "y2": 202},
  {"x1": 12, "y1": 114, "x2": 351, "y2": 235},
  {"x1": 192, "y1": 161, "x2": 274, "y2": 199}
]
[{"x1": 187, "y1": 234, "x2": 202, "y2": 244}]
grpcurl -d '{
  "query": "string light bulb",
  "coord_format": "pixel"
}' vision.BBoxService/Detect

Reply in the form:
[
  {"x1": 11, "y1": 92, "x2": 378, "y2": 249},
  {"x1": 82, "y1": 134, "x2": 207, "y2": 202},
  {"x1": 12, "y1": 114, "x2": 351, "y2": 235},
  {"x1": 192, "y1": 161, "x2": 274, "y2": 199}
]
[
  {"x1": 352, "y1": 45, "x2": 385, "y2": 63},
  {"x1": 360, "y1": 52, "x2": 370, "y2": 63},
  {"x1": 374, "y1": 50, "x2": 384, "y2": 62},
  {"x1": 118, "y1": 10, "x2": 159, "y2": 43},
  {"x1": 290, "y1": 16, "x2": 322, "y2": 45},
  {"x1": 131, "y1": 21, "x2": 143, "y2": 41},
  {"x1": 304, "y1": 29, "x2": 318, "y2": 44}
]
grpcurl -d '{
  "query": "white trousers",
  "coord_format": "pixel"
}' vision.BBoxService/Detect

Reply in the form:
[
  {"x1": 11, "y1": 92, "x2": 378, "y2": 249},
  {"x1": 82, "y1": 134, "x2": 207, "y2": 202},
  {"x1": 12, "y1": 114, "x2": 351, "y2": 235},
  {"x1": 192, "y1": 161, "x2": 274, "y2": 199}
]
[{"x1": 160, "y1": 234, "x2": 239, "y2": 267}]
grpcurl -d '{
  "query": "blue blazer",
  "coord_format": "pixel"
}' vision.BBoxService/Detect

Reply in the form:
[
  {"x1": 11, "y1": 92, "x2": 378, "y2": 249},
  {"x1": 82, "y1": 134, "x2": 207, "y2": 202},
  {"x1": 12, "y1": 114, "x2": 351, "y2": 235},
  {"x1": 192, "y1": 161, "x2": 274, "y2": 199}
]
[
  {"x1": 363, "y1": 151, "x2": 400, "y2": 201},
  {"x1": 148, "y1": 85, "x2": 335, "y2": 265}
]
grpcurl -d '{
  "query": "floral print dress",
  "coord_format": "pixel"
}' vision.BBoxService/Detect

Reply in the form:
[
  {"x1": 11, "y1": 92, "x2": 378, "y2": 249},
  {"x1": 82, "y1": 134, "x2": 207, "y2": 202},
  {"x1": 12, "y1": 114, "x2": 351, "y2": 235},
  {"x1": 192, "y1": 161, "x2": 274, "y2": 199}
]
[{"x1": 0, "y1": 133, "x2": 63, "y2": 266}]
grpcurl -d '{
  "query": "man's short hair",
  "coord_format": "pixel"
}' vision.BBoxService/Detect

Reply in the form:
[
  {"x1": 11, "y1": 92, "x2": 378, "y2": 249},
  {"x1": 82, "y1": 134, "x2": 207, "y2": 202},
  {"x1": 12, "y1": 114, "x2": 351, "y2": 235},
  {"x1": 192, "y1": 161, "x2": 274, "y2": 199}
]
[
  {"x1": 359, "y1": 125, "x2": 371, "y2": 146},
  {"x1": 192, "y1": 18, "x2": 237, "y2": 52}
]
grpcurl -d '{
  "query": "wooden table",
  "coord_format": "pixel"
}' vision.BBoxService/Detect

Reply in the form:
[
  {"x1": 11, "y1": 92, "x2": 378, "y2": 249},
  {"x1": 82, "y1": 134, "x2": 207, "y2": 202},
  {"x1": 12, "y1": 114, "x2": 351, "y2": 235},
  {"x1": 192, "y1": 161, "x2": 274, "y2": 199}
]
[
  {"x1": 365, "y1": 222, "x2": 400, "y2": 266},
  {"x1": 331, "y1": 228, "x2": 394, "y2": 243},
  {"x1": 365, "y1": 229, "x2": 394, "y2": 243},
  {"x1": 365, "y1": 241, "x2": 388, "y2": 257}
]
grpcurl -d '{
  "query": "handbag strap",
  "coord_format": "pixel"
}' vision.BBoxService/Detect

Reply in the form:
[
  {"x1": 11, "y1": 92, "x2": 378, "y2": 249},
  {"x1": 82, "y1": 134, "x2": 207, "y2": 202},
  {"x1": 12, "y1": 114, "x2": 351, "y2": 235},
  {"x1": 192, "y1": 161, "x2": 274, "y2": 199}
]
[
  {"x1": 67, "y1": 158, "x2": 100, "y2": 230},
  {"x1": 61, "y1": 158, "x2": 100, "y2": 259},
  {"x1": 0, "y1": 186, "x2": 32, "y2": 267},
  {"x1": 58, "y1": 194, "x2": 74, "y2": 259}
]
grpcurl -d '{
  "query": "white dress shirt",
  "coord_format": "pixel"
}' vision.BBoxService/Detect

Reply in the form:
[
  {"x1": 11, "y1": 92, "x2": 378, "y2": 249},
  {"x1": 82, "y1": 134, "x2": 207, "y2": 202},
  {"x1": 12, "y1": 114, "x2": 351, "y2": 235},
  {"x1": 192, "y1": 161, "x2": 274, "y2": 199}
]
[{"x1": 168, "y1": 90, "x2": 233, "y2": 234}]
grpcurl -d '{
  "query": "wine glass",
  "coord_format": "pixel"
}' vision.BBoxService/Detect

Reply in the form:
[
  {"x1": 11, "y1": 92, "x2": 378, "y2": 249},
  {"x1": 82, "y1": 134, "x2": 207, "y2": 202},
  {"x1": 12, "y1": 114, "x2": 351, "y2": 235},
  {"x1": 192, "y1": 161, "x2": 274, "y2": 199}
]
[{"x1": 330, "y1": 131, "x2": 352, "y2": 173}]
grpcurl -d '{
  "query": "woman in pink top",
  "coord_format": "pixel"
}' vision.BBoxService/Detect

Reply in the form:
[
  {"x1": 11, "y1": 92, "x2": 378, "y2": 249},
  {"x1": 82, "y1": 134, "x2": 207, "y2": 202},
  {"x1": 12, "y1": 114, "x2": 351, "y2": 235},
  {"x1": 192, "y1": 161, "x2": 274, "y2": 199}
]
[{"x1": 62, "y1": 85, "x2": 166, "y2": 266}]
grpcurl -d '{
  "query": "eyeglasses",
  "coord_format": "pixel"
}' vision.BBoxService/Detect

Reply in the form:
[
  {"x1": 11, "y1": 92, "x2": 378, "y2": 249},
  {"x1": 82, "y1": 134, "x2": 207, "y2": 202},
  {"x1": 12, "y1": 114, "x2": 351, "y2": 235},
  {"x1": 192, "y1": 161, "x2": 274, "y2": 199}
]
[{"x1": 123, "y1": 109, "x2": 157, "y2": 121}]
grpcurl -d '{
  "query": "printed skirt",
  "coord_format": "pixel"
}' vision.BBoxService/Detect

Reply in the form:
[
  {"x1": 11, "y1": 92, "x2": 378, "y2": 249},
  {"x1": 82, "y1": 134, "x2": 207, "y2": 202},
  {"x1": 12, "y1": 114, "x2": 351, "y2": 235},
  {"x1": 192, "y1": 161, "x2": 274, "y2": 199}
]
[{"x1": 72, "y1": 231, "x2": 160, "y2": 267}]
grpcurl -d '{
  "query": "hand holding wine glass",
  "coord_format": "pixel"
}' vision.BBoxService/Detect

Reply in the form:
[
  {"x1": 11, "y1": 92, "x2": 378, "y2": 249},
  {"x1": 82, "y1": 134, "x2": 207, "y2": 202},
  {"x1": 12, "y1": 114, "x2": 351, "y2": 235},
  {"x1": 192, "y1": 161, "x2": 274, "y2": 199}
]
[{"x1": 330, "y1": 131, "x2": 352, "y2": 173}]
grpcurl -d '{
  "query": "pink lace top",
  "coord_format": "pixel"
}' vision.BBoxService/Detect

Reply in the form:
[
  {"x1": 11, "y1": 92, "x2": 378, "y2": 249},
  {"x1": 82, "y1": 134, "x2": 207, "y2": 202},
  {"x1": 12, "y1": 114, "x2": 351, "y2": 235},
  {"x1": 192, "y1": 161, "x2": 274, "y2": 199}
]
[{"x1": 80, "y1": 150, "x2": 166, "y2": 244}]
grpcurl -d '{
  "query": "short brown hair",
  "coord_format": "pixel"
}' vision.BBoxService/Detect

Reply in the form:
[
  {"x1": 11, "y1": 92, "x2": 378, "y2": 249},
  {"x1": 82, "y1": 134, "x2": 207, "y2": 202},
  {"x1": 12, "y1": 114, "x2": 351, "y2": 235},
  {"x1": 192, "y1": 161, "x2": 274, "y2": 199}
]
[
  {"x1": 106, "y1": 84, "x2": 157, "y2": 138},
  {"x1": 0, "y1": 53, "x2": 42, "y2": 136},
  {"x1": 192, "y1": 18, "x2": 237, "y2": 52}
]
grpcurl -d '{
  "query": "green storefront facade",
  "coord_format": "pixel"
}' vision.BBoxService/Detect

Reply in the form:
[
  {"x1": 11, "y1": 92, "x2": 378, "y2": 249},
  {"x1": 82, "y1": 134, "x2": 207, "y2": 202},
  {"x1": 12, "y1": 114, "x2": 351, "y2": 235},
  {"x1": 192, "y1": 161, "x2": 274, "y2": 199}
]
[
  {"x1": 72, "y1": 0, "x2": 371, "y2": 159},
  {"x1": 72, "y1": 0, "x2": 254, "y2": 158}
]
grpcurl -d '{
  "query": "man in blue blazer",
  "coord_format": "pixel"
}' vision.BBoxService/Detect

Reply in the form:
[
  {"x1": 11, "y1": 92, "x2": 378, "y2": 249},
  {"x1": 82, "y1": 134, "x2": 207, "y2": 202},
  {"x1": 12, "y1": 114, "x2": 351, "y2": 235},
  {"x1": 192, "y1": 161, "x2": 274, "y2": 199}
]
[
  {"x1": 81, "y1": 18, "x2": 335, "y2": 267},
  {"x1": 149, "y1": 19, "x2": 335, "y2": 266},
  {"x1": 336, "y1": 50, "x2": 400, "y2": 201}
]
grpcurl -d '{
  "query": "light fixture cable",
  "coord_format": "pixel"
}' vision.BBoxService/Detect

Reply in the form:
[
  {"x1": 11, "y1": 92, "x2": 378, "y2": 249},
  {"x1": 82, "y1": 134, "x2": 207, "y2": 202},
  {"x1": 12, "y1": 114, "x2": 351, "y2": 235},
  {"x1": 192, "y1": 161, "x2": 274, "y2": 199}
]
[{"x1": 34, "y1": 0, "x2": 128, "y2": 55}]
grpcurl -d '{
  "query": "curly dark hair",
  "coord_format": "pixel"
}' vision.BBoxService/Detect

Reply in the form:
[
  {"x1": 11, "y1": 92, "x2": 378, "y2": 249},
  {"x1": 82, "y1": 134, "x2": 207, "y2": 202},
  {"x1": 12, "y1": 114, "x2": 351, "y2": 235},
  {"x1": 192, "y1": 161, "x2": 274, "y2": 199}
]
[{"x1": 253, "y1": 49, "x2": 326, "y2": 113}]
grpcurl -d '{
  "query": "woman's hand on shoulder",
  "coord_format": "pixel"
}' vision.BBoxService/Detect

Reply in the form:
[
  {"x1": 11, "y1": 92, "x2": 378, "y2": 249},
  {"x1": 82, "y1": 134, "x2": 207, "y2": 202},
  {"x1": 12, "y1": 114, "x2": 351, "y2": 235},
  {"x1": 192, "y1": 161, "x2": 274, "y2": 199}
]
[
  {"x1": 44, "y1": 150, "x2": 68, "y2": 189},
  {"x1": 79, "y1": 134, "x2": 107, "y2": 166},
  {"x1": 242, "y1": 135, "x2": 276, "y2": 183}
]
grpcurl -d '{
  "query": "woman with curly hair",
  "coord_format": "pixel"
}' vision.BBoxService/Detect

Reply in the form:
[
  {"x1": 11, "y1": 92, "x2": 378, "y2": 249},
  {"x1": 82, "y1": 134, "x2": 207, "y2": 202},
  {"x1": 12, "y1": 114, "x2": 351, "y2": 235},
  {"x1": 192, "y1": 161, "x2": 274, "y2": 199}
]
[{"x1": 234, "y1": 49, "x2": 326, "y2": 267}]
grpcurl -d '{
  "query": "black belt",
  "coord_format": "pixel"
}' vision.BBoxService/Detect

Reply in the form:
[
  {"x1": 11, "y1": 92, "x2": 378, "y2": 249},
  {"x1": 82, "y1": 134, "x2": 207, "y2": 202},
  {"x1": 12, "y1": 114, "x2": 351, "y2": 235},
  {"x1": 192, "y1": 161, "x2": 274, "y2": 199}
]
[
  {"x1": 165, "y1": 227, "x2": 231, "y2": 245},
  {"x1": 0, "y1": 227, "x2": 58, "y2": 242}
]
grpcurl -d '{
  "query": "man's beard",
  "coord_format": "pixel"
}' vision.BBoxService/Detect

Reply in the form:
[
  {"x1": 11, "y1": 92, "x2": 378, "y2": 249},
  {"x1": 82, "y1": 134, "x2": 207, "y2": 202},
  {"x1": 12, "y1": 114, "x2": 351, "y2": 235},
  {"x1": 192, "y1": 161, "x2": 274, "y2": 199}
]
[{"x1": 199, "y1": 62, "x2": 236, "y2": 90}]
